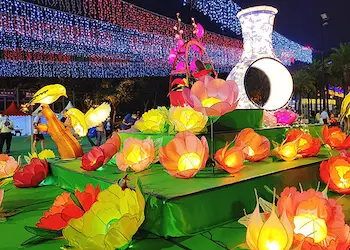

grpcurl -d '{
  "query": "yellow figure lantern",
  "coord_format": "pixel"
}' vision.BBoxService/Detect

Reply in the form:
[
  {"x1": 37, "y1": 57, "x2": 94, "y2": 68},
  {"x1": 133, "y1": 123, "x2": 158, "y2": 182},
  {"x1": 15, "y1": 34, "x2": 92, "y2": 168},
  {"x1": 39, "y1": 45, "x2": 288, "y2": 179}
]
[
  {"x1": 168, "y1": 106, "x2": 208, "y2": 134},
  {"x1": 31, "y1": 84, "x2": 67, "y2": 105},
  {"x1": 84, "y1": 103, "x2": 111, "y2": 129},
  {"x1": 246, "y1": 191, "x2": 293, "y2": 250},
  {"x1": 37, "y1": 105, "x2": 83, "y2": 159},
  {"x1": 66, "y1": 108, "x2": 88, "y2": 137}
]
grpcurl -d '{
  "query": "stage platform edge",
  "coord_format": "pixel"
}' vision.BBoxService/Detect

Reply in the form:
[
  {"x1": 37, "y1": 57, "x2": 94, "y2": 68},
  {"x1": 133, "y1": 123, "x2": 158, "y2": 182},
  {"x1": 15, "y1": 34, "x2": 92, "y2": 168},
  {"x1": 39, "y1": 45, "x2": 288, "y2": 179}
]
[{"x1": 46, "y1": 151, "x2": 329, "y2": 237}]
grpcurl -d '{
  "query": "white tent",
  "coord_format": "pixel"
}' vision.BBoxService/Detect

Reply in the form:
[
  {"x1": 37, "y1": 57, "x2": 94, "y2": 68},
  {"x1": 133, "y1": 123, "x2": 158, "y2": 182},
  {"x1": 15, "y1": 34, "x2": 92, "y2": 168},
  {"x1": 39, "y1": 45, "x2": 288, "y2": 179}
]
[
  {"x1": 32, "y1": 105, "x2": 42, "y2": 116},
  {"x1": 62, "y1": 101, "x2": 74, "y2": 112}
]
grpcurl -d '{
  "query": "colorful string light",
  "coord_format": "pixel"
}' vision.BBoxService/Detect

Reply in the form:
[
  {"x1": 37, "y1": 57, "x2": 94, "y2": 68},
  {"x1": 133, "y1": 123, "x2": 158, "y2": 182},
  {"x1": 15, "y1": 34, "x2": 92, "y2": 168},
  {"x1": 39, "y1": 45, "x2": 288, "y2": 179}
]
[
  {"x1": 0, "y1": 0, "x2": 311, "y2": 78},
  {"x1": 183, "y1": 0, "x2": 313, "y2": 65},
  {"x1": 0, "y1": 0, "x2": 243, "y2": 78}
]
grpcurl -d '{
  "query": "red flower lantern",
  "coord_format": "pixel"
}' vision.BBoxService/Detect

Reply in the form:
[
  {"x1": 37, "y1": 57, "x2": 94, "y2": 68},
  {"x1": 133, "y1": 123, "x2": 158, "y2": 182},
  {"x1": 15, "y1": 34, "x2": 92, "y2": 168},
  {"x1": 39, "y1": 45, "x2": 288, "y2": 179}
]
[
  {"x1": 235, "y1": 128, "x2": 270, "y2": 162},
  {"x1": 322, "y1": 126, "x2": 350, "y2": 150},
  {"x1": 13, "y1": 158, "x2": 49, "y2": 188},
  {"x1": 286, "y1": 129, "x2": 321, "y2": 157},
  {"x1": 36, "y1": 184, "x2": 100, "y2": 230},
  {"x1": 214, "y1": 143, "x2": 245, "y2": 174},
  {"x1": 81, "y1": 147, "x2": 105, "y2": 171},
  {"x1": 169, "y1": 78, "x2": 188, "y2": 107},
  {"x1": 99, "y1": 134, "x2": 121, "y2": 164},
  {"x1": 320, "y1": 151, "x2": 350, "y2": 194}
]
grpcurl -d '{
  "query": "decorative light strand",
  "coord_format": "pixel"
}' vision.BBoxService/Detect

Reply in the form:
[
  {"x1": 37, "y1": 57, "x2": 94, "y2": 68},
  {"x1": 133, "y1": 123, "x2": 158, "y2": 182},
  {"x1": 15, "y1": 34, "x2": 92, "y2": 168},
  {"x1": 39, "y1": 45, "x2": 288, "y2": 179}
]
[
  {"x1": 183, "y1": 0, "x2": 313, "y2": 65},
  {"x1": 0, "y1": 0, "x2": 243, "y2": 78}
]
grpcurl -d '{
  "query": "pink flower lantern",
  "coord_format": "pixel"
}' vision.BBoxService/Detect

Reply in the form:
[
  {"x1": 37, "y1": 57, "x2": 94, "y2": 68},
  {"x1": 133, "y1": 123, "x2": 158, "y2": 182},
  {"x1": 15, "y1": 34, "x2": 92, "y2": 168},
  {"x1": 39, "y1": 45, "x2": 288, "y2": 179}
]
[
  {"x1": 168, "y1": 48, "x2": 177, "y2": 64},
  {"x1": 183, "y1": 76, "x2": 239, "y2": 117},
  {"x1": 274, "y1": 109, "x2": 298, "y2": 125},
  {"x1": 263, "y1": 111, "x2": 277, "y2": 127}
]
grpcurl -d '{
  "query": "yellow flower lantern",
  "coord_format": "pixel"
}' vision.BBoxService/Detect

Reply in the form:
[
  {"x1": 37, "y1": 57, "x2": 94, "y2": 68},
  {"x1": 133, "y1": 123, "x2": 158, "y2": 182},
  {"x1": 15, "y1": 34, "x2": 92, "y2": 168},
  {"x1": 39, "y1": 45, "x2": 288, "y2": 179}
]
[
  {"x1": 246, "y1": 191, "x2": 293, "y2": 250},
  {"x1": 135, "y1": 107, "x2": 168, "y2": 134},
  {"x1": 63, "y1": 182, "x2": 145, "y2": 250},
  {"x1": 168, "y1": 106, "x2": 208, "y2": 134}
]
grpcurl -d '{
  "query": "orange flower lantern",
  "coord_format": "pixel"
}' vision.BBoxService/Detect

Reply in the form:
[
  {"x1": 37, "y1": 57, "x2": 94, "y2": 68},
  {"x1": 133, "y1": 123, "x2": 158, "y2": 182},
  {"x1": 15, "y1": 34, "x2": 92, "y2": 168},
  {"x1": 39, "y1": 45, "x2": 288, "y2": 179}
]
[
  {"x1": 0, "y1": 154, "x2": 19, "y2": 179},
  {"x1": 277, "y1": 186, "x2": 350, "y2": 249},
  {"x1": 286, "y1": 129, "x2": 321, "y2": 157},
  {"x1": 272, "y1": 138, "x2": 300, "y2": 162},
  {"x1": 116, "y1": 137, "x2": 156, "y2": 172},
  {"x1": 322, "y1": 125, "x2": 350, "y2": 150},
  {"x1": 235, "y1": 128, "x2": 270, "y2": 162},
  {"x1": 214, "y1": 143, "x2": 245, "y2": 174},
  {"x1": 159, "y1": 131, "x2": 209, "y2": 178},
  {"x1": 320, "y1": 151, "x2": 350, "y2": 194}
]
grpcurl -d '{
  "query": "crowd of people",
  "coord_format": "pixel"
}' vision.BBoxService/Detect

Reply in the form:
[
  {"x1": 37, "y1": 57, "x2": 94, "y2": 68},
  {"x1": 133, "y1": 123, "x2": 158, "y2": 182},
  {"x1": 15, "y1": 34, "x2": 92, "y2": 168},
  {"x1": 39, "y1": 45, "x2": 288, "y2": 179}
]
[{"x1": 0, "y1": 106, "x2": 345, "y2": 154}]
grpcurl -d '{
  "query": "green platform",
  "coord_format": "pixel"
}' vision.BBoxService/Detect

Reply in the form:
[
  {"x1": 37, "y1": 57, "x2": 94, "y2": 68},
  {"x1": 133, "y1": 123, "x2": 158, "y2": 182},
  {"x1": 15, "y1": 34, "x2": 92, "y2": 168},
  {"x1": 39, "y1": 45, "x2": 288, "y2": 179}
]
[
  {"x1": 47, "y1": 149, "x2": 331, "y2": 238},
  {"x1": 214, "y1": 109, "x2": 263, "y2": 131}
]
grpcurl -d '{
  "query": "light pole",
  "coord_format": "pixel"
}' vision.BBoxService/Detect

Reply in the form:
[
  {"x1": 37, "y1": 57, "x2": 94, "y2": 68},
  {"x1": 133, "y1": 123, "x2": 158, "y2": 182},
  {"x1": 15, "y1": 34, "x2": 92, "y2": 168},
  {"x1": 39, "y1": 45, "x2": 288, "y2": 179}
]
[{"x1": 321, "y1": 13, "x2": 329, "y2": 111}]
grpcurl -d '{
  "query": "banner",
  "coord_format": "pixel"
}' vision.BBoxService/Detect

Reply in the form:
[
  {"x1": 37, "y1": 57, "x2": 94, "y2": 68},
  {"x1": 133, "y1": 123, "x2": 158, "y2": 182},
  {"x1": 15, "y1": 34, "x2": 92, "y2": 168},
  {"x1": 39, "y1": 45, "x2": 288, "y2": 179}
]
[
  {"x1": 0, "y1": 91, "x2": 15, "y2": 98},
  {"x1": 25, "y1": 92, "x2": 34, "y2": 98}
]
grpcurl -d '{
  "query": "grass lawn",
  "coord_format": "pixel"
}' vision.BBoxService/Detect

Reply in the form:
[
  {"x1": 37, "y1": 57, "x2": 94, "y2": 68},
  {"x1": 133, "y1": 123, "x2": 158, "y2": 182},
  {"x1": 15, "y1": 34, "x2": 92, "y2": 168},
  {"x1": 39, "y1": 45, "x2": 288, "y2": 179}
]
[{"x1": 6, "y1": 135, "x2": 98, "y2": 159}]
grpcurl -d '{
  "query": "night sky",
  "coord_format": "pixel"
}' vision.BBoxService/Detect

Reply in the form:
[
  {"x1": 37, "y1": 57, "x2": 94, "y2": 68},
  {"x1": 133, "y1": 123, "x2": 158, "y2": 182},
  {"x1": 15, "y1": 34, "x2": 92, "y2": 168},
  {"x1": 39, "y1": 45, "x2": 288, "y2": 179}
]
[{"x1": 127, "y1": 0, "x2": 350, "y2": 53}]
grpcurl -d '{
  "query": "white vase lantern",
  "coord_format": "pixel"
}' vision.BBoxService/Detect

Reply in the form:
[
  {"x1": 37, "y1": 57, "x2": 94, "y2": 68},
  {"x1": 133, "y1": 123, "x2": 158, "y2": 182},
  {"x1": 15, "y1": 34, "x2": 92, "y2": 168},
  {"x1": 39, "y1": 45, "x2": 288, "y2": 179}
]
[{"x1": 227, "y1": 6, "x2": 293, "y2": 110}]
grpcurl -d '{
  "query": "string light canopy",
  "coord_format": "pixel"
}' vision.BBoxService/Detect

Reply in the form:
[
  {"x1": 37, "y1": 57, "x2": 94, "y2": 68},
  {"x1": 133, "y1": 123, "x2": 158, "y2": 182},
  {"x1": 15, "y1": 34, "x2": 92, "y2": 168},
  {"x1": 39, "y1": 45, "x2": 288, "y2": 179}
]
[
  {"x1": 0, "y1": 0, "x2": 311, "y2": 78},
  {"x1": 183, "y1": 0, "x2": 312, "y2": 65},
  {"x1": 0, "y1": 0, "x2": 244, "y2": 78}
]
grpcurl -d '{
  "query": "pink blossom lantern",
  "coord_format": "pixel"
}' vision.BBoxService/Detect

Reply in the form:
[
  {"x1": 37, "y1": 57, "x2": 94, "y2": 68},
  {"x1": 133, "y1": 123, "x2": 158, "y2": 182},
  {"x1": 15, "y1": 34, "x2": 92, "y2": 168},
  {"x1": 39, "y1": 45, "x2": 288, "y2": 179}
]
[{"x1": 274, "y1": 109, "x2": 299, "y2": 125}]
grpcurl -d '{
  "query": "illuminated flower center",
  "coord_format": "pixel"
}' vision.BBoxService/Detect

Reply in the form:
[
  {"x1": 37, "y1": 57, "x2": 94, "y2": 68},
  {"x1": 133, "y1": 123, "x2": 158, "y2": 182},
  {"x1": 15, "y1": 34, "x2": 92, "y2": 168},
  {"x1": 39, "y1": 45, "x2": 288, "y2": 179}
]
[
  {"x1": 247, "y1": 146, "x2": 255, "y2": 156},
  {"x1": 299, "y1": 138, "x2": 308, "y2": 147},
  {"x1": 280, "y1": 145, "x2": 296, "y2": 157},
  {"x1": 265, "y1": 240, "x2": 282, "y2": 250},
  {"x1": 181, "y1": 110, "x2": 198, "y2": 128},
  {"x1": 178, "y1": 153, "x2": 201, "y2": 171},
  {"x1": 293, "y1": 214, "x2": 327, "y2": 243},
  {"x1": 335, "y1": 166, "x2": 350, "y2": 189},
  {"x1": 126, "y1": 145, "x2": 148, "y2": 164},
  {"x1": 0, "y1": 161, "x2": 6, "y2": 165},
  {"x1": 201, "y1": 97, "x2": 222, "y2": 108},
  {"x1": 224, "y1": 154, "x2": 239, "y2": 168}
]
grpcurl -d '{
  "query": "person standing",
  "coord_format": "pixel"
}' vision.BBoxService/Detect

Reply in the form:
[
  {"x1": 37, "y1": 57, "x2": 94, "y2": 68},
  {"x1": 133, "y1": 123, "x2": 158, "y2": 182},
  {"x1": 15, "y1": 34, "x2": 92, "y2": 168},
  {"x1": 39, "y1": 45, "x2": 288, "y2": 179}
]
[
  {"x1": 320, "y1": 108, "x2": 330, "y2": 125},
  {"x1": 0, "y1": 115, "x2": 14, "y2": 153},
  {"x1": 95, "y1": 122, "x2": 105, "y2": 146},
  {"x1": 104, "y1": 117, "x2": 113, "y2": 139},
  {"x1": 120, "y1": 112, "x2": 137, "y2": 130},
  {"x1": 32, "y1": 110, "x2": 45, "y2": 153}
]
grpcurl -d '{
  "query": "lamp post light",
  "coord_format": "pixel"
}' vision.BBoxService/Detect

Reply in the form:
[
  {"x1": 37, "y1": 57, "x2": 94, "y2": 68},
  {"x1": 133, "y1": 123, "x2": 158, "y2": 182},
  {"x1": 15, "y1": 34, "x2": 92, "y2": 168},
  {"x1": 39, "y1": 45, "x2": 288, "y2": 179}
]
[{"x1": 320, "y1": 13, "x2": 329, "y2": 111}]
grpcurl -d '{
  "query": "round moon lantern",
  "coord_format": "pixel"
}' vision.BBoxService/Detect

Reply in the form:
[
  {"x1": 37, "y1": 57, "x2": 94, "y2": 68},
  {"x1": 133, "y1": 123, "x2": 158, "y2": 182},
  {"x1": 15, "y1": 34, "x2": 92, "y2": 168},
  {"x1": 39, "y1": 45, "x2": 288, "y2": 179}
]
[{"x1": 227, "y1": 6, "x2": 294, "y2": 110}]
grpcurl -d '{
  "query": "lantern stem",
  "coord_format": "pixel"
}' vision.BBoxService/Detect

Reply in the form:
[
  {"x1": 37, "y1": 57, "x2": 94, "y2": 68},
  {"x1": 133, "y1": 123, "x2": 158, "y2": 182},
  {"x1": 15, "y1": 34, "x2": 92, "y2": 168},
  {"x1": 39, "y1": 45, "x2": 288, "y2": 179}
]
[{"x1": 210, "y1": 119, "x2": 215, "y2": 176}]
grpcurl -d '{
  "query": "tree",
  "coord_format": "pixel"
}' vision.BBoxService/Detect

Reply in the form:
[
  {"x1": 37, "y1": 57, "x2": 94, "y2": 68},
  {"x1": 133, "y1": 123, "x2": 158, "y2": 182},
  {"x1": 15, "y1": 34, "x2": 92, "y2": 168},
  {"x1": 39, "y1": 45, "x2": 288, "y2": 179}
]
[
  {"x1": 327, "y1": 43, "x2": 350, "y2": 98},
  {"x1": 307, "y1": 59, "x2": 323, "y2": 111},
  {"x1": 105, "y1": 79, "x2": 137, "y2": 123},
  {"x1": 292, "y1": 70, "x2": 316, "y2": 116}
]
